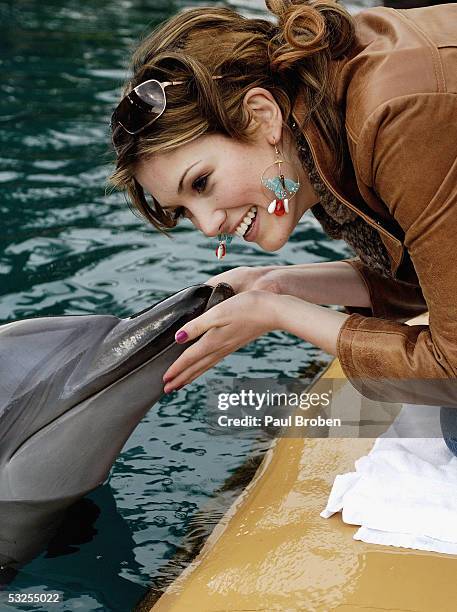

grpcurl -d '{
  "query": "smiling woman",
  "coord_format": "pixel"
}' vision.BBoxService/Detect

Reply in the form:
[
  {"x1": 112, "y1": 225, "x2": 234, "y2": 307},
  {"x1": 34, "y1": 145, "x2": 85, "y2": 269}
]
[
  {"x1": 109, "y1": 1, "x2": 457, "y2": 426},
  {"x1": 133, "y1": 129, "x2": 318, "y2": 251}
]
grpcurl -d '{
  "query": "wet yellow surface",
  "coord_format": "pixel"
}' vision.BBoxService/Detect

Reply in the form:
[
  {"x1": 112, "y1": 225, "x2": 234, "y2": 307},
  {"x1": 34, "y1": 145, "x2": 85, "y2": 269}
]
[{"x1": 152, "y1": 313, "x2": 457, "y2": 612}]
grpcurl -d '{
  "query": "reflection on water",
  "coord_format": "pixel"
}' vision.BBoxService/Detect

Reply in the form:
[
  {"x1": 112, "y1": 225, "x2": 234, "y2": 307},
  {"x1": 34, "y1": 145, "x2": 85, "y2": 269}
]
[{"x1": 1, "y1": 0, "x2": 374, "y2": 610}]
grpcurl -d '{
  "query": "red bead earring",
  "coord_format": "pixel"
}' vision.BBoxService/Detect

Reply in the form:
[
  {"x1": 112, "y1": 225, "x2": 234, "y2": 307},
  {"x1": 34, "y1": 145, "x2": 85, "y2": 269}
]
[
  {"x1": 215, "y1": 233, "x2": 232, "y2": 259},
  {"x1": 261, "y1": 139, "x2": 300, "y2": 217}
]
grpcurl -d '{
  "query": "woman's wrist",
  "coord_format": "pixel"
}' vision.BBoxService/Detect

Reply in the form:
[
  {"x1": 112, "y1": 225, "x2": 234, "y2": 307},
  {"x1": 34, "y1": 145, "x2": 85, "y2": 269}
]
[{"x1": 271, "y1": 293, "x2": 350, "y2": 356}]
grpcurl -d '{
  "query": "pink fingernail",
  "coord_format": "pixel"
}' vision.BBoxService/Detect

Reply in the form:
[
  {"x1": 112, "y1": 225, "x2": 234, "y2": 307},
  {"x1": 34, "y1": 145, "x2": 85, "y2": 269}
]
[{"x1": 175, "y1": 330, "x2": 188, "y2": 343}]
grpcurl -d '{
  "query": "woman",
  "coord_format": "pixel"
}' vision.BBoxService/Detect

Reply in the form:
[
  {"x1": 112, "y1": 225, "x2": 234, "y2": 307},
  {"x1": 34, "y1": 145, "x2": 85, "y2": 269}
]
[{"x1": 109, "y1": 1, "x2": 457, "y2": 437}]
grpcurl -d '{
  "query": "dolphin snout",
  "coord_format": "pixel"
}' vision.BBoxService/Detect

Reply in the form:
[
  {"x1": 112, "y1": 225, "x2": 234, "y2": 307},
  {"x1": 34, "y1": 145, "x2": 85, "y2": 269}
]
[{"x1": 204, "y1": 282, "x2": 235, "y2": 312}]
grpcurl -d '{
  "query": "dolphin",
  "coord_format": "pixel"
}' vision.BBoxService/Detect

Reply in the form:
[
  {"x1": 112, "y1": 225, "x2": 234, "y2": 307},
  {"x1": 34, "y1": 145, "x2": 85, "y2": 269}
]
[{"x1": 0, "y1": 282, "x2": 233, "y2": 571}]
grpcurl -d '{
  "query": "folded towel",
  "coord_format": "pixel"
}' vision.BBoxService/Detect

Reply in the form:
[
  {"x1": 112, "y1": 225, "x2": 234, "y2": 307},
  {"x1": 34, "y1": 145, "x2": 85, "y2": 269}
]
[{"x1": 321, "y1": 403, "x2": 457, "y2": 554}]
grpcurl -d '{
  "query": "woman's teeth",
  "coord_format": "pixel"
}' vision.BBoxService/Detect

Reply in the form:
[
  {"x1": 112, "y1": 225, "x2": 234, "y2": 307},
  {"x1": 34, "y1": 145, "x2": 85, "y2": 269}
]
[{"x1": 235, "y1": 206, "x2": 257, "y2": 237}]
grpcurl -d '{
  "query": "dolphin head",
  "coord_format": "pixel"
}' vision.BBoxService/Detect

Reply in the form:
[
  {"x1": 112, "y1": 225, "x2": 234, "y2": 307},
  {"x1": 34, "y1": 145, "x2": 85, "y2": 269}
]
[{"x1": 0, "y1": 282, "x2": 234, "y2": 502}]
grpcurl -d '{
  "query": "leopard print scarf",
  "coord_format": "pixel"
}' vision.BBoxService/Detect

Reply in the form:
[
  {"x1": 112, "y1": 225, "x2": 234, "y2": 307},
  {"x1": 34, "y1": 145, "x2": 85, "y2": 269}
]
[{"x1": 290, "y1": 123, "x2": 394, "y2": 279}]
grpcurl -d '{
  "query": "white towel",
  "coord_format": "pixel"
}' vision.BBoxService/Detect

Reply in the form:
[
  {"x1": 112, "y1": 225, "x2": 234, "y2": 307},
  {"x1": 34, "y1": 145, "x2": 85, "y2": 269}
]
[{"x1": 321, "y1": 403, "x2": 457, "y2": 555}]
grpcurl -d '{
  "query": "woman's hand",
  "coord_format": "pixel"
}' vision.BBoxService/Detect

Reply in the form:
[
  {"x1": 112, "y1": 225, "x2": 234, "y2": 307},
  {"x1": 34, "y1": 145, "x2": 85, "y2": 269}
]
[
  {"x1": 205, "y1": 265, "x2": 282, "y2": 294},
  {"x1": 162, "y1": 290, "x2": 281, "y2": 392}
]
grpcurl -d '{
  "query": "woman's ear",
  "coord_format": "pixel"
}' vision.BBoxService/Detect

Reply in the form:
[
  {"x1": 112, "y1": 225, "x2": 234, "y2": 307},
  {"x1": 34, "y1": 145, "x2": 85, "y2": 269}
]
[{"x1": 243, "y1": 87, "x2": 283, "y2": 145}]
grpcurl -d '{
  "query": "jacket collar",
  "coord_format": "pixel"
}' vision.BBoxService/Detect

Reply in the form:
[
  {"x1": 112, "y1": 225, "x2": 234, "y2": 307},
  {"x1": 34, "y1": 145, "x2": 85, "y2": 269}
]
[{"x1": 291, "y1": 87, "x2": 405, "y2": 274}]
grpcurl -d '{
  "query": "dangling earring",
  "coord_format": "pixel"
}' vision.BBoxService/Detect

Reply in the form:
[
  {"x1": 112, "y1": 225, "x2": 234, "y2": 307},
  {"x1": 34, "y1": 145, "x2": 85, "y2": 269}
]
[
  {"x1": 215, "y1": 233, "x2": 232, "y2": 260},
  {"x1": 261, "y1": 139, "x2": 300, "y2": 216}
]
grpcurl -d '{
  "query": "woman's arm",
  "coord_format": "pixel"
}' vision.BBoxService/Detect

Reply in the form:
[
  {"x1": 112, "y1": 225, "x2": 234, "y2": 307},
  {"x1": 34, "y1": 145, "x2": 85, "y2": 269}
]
[
  {"x1": 208, "y1": 261, "x2": 373, "y2": 309},
  {"x1": 271, "y1": 294, "x2": 349, "y2": 355},
  {"x1": 257, "y1": 261, "x2": 372, "y2": 308}
]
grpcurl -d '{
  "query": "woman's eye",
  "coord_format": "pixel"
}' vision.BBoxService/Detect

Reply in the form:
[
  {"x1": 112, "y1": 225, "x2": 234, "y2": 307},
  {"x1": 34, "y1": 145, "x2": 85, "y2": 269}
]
[
  {"x1": 171, "y1": 174, "x2": 209, "y2": 221},
  {"x1": 192, "y1": 175, "x2": 208, "y2": 194}
]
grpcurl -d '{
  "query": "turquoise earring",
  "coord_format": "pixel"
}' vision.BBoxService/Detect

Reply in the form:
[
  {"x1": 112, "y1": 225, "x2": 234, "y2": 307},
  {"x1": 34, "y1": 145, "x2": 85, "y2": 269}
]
[
  {"x1": 215, "y1": 233, "x2": 233, "y2": 260},
  {"x1": 261, "y1": 140, "x2": 300, "y2": 216}
]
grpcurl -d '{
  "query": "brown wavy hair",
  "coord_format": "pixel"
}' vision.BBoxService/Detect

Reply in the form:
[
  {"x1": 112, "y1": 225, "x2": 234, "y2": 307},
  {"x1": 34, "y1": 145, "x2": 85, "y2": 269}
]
[{"x1": 109, "y1": 1, "x2": 355, "y2": 235}]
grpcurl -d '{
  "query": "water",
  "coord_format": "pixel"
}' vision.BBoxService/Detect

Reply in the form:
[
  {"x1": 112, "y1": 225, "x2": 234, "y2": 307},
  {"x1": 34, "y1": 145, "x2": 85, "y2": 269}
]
[{"x1": 0, "y1": 1, "x2": 372, "y2": 610}]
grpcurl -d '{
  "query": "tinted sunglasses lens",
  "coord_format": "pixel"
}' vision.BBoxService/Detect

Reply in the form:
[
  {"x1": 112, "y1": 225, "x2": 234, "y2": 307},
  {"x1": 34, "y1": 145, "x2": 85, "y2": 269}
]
[
  {"x1": 111, "y1": 123, "x2": 127, "y2": 152},
  {"x1": 111, "y1": 80, "x2": 166, "y2": 135},
  {"x1": 135, "y1": 80, "x2": 166, "y2": 114}
]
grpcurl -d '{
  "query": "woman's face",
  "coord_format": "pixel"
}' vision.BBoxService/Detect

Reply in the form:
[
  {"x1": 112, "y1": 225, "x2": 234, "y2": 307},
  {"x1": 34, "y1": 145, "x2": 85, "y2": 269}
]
[{"x1": 135, "y1": 92, "x2": 319, "y2": 252}]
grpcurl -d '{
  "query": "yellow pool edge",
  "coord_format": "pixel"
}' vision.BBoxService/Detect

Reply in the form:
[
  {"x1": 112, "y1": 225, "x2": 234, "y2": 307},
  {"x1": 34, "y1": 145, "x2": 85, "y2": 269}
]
[{"x1": 151, "y1": 311, "x2": 457, "y2": 612}]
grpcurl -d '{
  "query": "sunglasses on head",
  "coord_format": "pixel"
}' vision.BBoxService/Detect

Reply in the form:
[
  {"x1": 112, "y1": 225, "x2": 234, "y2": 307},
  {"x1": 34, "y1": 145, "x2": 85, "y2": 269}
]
[{"x1": 110, "y1": 75, "x2": 224, "y2": 150}]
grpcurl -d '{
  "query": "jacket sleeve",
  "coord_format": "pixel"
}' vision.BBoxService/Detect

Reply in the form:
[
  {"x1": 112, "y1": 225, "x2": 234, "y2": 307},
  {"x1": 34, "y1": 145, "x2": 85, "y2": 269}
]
[
  {"x1": 336, "y1": 92, "x2": 457, "y2": 405},
  {"x1": 341, "y1": 257, "x2": 427, "y2": 322}
]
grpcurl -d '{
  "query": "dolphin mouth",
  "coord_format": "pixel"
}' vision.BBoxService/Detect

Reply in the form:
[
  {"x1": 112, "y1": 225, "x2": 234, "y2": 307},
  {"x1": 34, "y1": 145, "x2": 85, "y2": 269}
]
[
  {"x1": 8, "y1": 283, "x2": 236, "y2": 458},
  {"x1": 99, "y1": 283, "x2": 235, "y2": 375}
]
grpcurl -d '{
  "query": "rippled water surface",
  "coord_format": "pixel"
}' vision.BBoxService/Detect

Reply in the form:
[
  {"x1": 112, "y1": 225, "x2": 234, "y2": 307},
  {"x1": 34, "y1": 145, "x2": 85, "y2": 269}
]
[{"x1": 1, "y1": 1, "x2": 372, "y2": 610}]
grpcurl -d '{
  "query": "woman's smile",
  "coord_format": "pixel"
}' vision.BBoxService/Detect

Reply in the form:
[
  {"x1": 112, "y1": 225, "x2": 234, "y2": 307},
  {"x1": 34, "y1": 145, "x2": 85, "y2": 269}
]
[
  {"x1": 233, "y1": 205, "x2": 256, "y2": 238},
  {"x1": 242, "y1": 206, "x2": 259, "y2": 242}
]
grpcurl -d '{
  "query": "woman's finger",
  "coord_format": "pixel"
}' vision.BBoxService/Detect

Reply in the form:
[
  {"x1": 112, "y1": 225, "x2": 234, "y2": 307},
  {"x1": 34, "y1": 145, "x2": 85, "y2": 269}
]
[
  {"x1": 174, "y1": 305, "x2": 227, "y2": 345},
  {"x1": 164, "y1": 350, "x2": 224, "y2": 392},
  {"x1": 164, "y1": 328, "x2": 224, "y2": 382}
]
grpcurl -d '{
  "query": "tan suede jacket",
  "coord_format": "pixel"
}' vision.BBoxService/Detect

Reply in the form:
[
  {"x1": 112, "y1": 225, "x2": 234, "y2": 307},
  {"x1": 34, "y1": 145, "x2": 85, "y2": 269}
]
[{"x1": 292, "y1": 5, "x2": 457, "y2": 403}]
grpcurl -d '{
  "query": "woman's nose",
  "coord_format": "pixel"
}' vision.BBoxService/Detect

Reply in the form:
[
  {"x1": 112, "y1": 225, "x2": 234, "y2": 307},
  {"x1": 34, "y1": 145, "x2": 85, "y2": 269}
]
[{"x1": 190, "y1": 209, "x2": 226, "y2": 237}]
